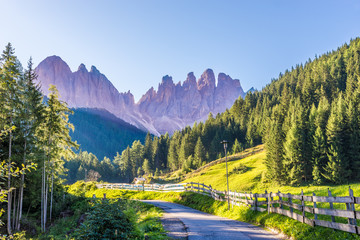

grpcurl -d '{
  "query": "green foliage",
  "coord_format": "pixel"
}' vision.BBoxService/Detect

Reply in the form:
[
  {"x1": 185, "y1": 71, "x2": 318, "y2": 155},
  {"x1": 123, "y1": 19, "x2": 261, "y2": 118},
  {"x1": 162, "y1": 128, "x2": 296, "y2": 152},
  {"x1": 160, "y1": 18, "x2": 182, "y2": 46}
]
[
  {"x1": 229, "y1": 163, "x2": 248, "y2": 175},
  {"x1": 73, "y1": 199, "x2": 141, "y2": 240}
]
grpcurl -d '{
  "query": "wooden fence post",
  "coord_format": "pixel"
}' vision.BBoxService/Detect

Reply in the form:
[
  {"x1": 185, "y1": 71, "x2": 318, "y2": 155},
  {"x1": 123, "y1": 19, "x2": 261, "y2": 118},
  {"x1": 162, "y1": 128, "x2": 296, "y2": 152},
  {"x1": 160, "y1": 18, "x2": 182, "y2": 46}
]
[
  {"x1": 313, "y1": 192, "x2": 317, "y2": 220},
  {"x1": 103, "y1": 193, "x2": 106, "y2": 199},
  {"x1": 278, "y1": 190, "x2": 283, "y2": 209},
  {"x1": 198, "y1": 183, "x2": 200, "y2": 193},
  {"x1": 346, "y1": 187, "x2": 356, "y2": 226},
  {"x1": 266, "y1": 190, "x2": 271, "y2": 213},
  {"x1": 191, "y1": 182, "x2": 193, "y2": 192},
  {"x1": 328, "y1": 189, "x2": 335, "y2": 222},
  {"x1": 233, "y1": 190, "x2": 236, "y2": 206},
  {"x1": 254, "y1": 193, "x2": 257, "y2": 211},
  {"x1": 301, "y1": 189, "x2": 305, "y2": 223},
  {"x1": 289, "y1": 193, "x2": 293, "y2": 214}
]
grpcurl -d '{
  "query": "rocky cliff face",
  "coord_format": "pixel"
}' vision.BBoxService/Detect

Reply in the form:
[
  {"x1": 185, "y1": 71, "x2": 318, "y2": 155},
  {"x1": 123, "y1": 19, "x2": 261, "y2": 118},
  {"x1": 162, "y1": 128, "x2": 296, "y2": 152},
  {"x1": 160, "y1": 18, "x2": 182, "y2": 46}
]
[{"x1": 35, "y1": 56, "x2": 245, "y2": 135}]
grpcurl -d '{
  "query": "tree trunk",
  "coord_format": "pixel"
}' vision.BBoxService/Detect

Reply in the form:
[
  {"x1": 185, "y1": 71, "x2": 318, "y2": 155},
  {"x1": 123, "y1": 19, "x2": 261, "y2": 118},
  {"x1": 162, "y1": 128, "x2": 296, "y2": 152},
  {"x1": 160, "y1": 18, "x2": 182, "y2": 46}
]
[
  {"x1": 50, "y1": 174, "x2": 54, "y2": 222},
  {"x1": 7, "y1": 120, "x2": 12, "y2": 235},
  {"x1": 44, "y1": 174, "x2": 48, "y2": 230},
  {"x1": 41, "y1": 153, "x2": 46, "y2": 232},
  {"x1": 17, "y1": 140, "x2": 26, "y2": 230},
  {"x1": 12, "y1": 189, "x2": 17, "y2": 230}
]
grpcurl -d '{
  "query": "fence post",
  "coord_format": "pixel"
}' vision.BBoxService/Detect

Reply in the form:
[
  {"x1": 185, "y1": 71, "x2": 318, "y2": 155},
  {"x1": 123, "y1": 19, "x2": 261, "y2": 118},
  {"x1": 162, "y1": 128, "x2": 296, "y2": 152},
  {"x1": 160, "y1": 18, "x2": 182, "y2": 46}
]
[
  {"x1": 346, "y1": 187, "x2": 356, "y2": 226},
  {"x1": 278, "y1": 190, "x2": 283, "y2": 209},
  {"x1": 254, "y1": 193, "x2": 257, "y2": 211},
  {"x1": 198, "y1": 183, "x2": 200, "y2": 193},
  {"x1": 328, "y1": 189, "x2": 335, "y2": 222},
  {"x1": 266, "y1": 190, "x2": 271, "y2": 213},
  {"x1": 301, "y1": 189, "x2": 305, "y2": 223},
  {"x1": 264, "y1": 190, "x2": 268, "y2": 213},
  {"x1": 250, "y1": 191, "x2": 253, "y2": 208},
  {"x1": 289, "y1": 193, "x2": 293, "y2": 214},
  {"x1": 191, "y1": 182, "x2": 193, "y2": 192},
  {"x1": 313, "y1": 192, "x2": 317, "y2": 220},
  {"x1": 103, "y1": 193, "x2": 106, "y2": 199}
]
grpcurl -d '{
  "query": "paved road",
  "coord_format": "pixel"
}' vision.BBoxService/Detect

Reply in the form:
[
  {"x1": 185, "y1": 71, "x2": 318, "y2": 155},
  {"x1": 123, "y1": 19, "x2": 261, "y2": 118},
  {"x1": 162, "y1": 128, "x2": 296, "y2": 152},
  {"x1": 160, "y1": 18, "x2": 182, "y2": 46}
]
[{"x1": 142, "y1": 200, "x2": 281, "y2": 240}]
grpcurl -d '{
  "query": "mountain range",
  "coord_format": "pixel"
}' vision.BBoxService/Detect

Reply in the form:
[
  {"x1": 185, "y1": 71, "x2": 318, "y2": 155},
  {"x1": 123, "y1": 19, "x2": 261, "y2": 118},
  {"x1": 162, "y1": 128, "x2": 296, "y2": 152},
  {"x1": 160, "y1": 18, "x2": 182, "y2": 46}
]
[{"x1": 35, "y1": 56, "x2": 246, "y2": 136}]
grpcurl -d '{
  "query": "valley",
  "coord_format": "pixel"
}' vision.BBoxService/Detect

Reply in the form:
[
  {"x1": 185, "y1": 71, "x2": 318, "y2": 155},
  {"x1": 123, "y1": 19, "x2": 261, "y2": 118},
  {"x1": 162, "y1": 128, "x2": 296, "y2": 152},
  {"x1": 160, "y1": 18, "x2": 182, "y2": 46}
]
[{"x1": 1, "y1": 4, "x2": 360, "y2": 238}]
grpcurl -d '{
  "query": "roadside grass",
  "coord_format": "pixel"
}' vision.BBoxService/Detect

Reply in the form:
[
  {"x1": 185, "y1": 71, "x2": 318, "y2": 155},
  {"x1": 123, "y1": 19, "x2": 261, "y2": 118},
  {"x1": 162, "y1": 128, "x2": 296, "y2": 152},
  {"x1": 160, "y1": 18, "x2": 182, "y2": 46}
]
[
  {"x1": 87, "y1": 188, "x2": 360, "y2": 240},
  {"x1": 32, "y1": 182, "x2": 169, "y2": 240}
]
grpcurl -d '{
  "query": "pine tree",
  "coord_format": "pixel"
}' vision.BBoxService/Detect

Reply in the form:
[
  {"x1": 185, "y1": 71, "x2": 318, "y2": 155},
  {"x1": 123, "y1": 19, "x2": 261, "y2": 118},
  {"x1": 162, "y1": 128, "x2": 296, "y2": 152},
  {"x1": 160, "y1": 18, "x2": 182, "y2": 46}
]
[
  {"x1": 283, "y1": 104, "x2": 308, "y2": 185},
  {"x1": 14, "y1": 57, "x2": 44, "y2": 230},
  {"x1": 231, "y1": 138, "x2": 242, "y2": 154},
  {"x1": 194, "y1": 137, "x2": 206, "y2": 168},
  {"x1": 324, "y1": 94, "x2": 350, "y2": 183},
  {"x1": 143, "y1": 132, "x2": 153, "y2": 163},
  {"x1": 142, "y1": 159, "x2": 152, "y2": 175},
  {"x1": 265, "y1": 107, "x2": 286, "y2": 184},
  {"x1": 40, "y1": 85, "x2": 78, "y2": 231},
  {"x1": 167, "y1": 135, "x2": 180, "y2": 171},
  {"x1": 0, "y1": 43, "x2": 22, "y2": 235},
  {"x1": 346, "y1": 91, "x2": 360, "y2": 178}
]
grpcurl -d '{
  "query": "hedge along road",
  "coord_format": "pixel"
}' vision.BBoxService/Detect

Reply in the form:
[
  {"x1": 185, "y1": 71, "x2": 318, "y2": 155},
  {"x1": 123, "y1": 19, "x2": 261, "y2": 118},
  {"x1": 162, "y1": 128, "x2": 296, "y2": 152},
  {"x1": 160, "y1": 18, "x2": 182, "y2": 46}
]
[{"x1": 141, "y1": 200, "x2": 282, "y2": 240}]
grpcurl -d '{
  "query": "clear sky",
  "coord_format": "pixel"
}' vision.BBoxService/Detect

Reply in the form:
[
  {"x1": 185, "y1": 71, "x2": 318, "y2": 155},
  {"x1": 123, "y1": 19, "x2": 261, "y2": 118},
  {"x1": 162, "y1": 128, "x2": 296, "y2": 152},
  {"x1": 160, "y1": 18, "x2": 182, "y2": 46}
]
[{"x1": 1, "y1": 0, "x2": 360, "y2": 101}]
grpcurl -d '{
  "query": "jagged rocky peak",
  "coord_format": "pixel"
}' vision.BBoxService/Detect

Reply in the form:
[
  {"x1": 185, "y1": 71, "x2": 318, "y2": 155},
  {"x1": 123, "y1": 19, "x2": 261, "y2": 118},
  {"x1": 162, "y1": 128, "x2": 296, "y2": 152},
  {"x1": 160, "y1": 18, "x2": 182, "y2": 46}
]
[
  {"x1": 160, "y1": 75, "x2": 174, "y2": 86},
  {"x1": 77, "y1": 63, "x2": 88, "y2": 72},
  {"x1": 37, "y1": 55, "x2": 72, "y2": 74},
  {"x1": 183, "y1": 72, "x2": 197, "y2": 89},
  {"x1": 217, "y1": 72, "x2": 240, "y2": 88},
  {"x1": 197, "y1": 68, "x2": 215, "y2": 92},
  {"x1": 90, "y1": 65, "x2": 100, "y2": 74}
]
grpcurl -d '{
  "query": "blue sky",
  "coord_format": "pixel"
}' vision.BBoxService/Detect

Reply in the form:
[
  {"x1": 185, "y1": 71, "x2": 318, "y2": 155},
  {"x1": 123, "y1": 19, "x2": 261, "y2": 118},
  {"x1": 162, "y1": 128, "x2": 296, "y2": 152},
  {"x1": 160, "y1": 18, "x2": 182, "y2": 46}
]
[{"x1": 1, "y1": 0, "x2": 360, "y2": 101}]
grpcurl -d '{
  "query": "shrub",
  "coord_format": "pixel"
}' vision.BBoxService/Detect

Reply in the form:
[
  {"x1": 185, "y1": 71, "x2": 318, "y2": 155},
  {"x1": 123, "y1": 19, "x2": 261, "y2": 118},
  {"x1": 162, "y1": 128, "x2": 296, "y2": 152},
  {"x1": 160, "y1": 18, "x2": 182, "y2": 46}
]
[
  {"x1": 230, "y1": 163, "x2": 248, "y2": 175},
  {"x1": 73, "y1": 199, "x2": 141, "y2": 239}
]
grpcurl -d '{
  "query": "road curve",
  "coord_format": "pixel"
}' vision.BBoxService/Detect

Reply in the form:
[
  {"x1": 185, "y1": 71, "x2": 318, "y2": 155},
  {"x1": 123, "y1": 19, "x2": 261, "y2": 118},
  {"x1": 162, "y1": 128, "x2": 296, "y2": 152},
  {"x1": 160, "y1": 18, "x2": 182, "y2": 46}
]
[{"x1": 142, "y1": 200, "x2": 281, "y2": 240}]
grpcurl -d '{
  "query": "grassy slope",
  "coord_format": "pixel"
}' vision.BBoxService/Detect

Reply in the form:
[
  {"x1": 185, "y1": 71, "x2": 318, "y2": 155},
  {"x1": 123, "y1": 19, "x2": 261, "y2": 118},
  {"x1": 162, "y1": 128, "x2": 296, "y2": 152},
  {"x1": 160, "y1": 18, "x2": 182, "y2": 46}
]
[
  {"x1": 182, "y1": 146, "x2": 360, "y2": 199},
  {"x1": 182, "y1": 149, "x2": 267, "y2": 192}
]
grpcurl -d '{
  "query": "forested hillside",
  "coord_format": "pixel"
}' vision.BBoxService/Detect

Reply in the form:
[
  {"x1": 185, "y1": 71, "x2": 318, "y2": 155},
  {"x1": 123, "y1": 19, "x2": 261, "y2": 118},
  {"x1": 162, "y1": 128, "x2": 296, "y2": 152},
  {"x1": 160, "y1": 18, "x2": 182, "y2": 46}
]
[
  {"x1": 69, "y1": 108, "x2": 147, "y2": 160},
  {"x1": 110, "y1": 38, "x2": 360, "y2": 185}
]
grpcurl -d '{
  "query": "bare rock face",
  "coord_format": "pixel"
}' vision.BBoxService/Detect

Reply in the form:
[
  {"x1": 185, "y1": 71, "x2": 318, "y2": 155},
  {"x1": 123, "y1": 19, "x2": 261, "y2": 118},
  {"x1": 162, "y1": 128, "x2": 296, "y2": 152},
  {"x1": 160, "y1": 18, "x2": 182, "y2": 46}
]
[
  {"x1": 35, "y1": 56, "x2": 246, "y2": 135},
  {"x1": 214, "y1": 73, "x2": 244, "y2": 114}
]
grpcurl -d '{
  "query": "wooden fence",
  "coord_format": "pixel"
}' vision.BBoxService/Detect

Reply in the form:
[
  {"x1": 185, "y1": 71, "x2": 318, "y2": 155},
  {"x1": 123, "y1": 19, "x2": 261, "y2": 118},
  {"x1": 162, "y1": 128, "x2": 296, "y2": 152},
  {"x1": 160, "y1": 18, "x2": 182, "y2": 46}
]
[
  {"x1": 98, "y1": 182, "x2": 360, "y2": 235},
  {"x1": 96, "y1": 183, "x2": 185, "y2": 192}
]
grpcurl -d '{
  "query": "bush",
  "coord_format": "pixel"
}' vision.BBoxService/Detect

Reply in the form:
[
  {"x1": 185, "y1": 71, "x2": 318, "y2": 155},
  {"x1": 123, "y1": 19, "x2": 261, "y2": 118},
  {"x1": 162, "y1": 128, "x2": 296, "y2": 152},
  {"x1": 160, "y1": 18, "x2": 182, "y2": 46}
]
[
  {"x1": 73, "y1": 199, "x2": 141, "y2": 239},
  {"x1": 230, "y1": 163, "x2": 248, "y2": 175}
]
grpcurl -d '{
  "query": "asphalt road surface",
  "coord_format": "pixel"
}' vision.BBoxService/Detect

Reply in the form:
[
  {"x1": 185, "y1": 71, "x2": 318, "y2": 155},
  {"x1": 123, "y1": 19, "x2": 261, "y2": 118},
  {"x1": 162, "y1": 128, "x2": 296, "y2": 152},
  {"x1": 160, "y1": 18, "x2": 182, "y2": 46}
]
[{"x1": 142, "y1": 200, "x2": 281, "y2": 240}]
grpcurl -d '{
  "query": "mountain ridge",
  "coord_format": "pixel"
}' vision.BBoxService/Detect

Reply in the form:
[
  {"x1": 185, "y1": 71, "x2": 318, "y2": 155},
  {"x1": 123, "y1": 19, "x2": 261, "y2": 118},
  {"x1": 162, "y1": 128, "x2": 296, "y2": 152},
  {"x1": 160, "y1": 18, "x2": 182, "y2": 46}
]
[{"x1": 35, "y1": 56, "x2": 246, "y2": 135}]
